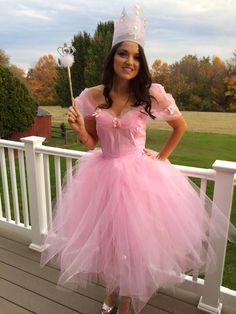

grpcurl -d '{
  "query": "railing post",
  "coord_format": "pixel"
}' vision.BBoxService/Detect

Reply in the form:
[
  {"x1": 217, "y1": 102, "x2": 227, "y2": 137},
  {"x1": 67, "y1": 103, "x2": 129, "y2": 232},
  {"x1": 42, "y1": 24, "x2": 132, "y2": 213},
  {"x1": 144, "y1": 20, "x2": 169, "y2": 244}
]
[
  {"x1": 21, "y1": 136, "x2": 47, "y2": 252},
  {"x1": 198, "y1": 160, "x2": 236, "y2": 314}
]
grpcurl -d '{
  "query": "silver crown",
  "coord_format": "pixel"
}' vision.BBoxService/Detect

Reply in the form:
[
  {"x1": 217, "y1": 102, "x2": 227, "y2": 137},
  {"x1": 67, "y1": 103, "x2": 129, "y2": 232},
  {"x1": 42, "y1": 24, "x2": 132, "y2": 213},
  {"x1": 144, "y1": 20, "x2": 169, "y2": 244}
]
[{"x1": 112, "y1": 4, "x2": 146, "y2": 48}]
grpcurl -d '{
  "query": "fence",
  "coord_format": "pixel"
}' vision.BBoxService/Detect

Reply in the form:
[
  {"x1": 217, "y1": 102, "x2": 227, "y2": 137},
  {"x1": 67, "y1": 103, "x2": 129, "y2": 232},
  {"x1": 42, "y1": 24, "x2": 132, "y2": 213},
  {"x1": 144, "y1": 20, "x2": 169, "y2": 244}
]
[{"x1": 51, "y1": 125, "x2": 78, "y2": 144}]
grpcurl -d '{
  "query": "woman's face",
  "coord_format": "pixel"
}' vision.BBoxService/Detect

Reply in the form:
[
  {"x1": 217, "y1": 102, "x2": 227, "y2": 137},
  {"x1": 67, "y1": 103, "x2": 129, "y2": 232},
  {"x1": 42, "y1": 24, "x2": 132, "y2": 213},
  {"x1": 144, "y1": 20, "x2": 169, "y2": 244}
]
[{"x1": 113, "y1": 41, "x2": 141, "y2": 81}]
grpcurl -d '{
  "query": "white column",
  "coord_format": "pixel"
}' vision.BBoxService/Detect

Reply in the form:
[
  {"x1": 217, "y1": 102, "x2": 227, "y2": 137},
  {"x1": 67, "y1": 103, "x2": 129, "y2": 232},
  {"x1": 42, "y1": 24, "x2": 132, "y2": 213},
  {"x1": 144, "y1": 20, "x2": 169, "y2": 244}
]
[
  {"x1": 198, "y1": 160, "x2": 236, "y2": 314},
  {"x1": 21, "y1": 136, "x2": 48, "y2": 252}
]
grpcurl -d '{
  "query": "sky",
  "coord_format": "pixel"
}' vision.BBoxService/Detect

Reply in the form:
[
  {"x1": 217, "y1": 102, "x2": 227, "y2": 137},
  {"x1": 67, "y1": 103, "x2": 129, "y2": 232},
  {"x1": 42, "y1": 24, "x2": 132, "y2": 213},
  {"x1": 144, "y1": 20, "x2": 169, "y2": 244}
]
[{"x1": 0, "y1": 0, "x2": 236, "y2": 73}]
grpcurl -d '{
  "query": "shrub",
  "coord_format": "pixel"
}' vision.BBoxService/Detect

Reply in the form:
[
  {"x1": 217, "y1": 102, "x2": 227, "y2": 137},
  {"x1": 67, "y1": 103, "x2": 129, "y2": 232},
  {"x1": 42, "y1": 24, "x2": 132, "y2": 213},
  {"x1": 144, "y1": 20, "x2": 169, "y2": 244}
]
[{"x1": 0, "y1": 65, "x2": 38, "y2": 138}]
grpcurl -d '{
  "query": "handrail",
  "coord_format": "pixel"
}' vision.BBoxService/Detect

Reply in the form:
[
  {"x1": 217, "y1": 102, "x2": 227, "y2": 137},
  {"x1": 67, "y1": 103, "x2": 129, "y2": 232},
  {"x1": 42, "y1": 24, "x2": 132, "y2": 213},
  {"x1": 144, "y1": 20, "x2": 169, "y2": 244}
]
[
  {"x1": 35, "y1": 145, "x2": 89, "y2": 159},
  {"x1": 0, "y1": 139, "x2": 24, "y2": 150},
  {"x1": 174, "y1": 164, "x2": 216, "y2": 181}
]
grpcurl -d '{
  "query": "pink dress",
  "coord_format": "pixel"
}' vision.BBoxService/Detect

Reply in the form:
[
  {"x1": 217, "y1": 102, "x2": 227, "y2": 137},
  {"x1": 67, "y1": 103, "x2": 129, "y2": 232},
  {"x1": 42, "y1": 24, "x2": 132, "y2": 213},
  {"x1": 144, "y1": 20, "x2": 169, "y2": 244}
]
[{"x1": 41, "y1": 84, "x2": 229, "y2": 313}]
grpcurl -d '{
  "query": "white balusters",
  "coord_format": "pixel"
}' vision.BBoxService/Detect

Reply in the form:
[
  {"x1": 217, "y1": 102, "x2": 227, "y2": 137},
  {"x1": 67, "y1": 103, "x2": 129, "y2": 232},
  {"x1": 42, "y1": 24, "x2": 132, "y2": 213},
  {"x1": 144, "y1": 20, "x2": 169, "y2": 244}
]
[
  {"x1": 66, "y1": 158, "x2": 73, "y2": 184},
  {"x1": 200, "y1": 178, "x2": 207, "y2": 202},
  {"x1": 43, "y1": 154, "x2": 52, "y2": 229},
  {"x1": 0, "y1": 147, "x2": 11, "y2": 221},
  {"x1": 8, "y1": 148, "x2": 20, "y2": 225},
  {"x1": 0, "y1": 188, "x2": 2, "y2": 219},
  {"x1": 54, "y1": 156, "x2": 62, "y2": 201},
  {"x1": 18, "y1": 150, "x2": 29, "y2": 227}
]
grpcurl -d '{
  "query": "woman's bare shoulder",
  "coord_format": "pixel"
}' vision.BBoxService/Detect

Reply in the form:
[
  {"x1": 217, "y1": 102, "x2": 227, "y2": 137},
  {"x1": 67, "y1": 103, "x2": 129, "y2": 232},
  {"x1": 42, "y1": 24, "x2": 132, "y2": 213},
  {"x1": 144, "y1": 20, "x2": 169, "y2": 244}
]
[{"x1": 87, "y1": 85, "x2": 104, "y2": 103}]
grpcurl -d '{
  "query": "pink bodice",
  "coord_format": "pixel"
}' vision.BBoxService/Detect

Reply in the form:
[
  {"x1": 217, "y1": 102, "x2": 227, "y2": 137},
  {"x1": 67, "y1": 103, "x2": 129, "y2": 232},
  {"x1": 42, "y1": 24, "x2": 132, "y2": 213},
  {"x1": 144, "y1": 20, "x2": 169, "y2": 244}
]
[
  {"x1": 92, "y1": 107, "x2": 148, "y2": 158},
  {"x1": 75, "y1": 83, "x2": 182, "y2": 158}
]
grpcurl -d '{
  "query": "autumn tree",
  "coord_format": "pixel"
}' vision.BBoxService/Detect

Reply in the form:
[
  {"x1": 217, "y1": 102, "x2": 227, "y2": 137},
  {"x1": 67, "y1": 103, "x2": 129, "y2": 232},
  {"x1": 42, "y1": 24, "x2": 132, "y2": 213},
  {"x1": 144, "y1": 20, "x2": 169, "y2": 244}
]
[
  {"x1": 224, "y1": 76, "x2": 236, "y2": 111},
  {"x1": 0, "y1": 49, "x2": 10, "y2": 66},
  {"x1": 224, "y1": 50, "x2": 236, "y2": 111},
  {"x1": 0, "y1": 49, "x2": 28, "y2": 86},
  {"x1": 209, "y1": 56, "x2": 227, "y2": 110},
  {"x1": 226, "y1": 50, "x2": 236, "y2": 75},
  {"x1": 151, "y1": 59, "x2": 169, "y2": 87},
  {"x1": 166, "y1": 63, "x2": 190, "y2": 110},
  {"x1": 28, "y1": 54, "x2": 59, "y2": 106},
  {"x1": 0, "y1": 64, "x2": 38, "y2": 138},
  {"x1": 155, "y1": 54, "x2": 228, "y2": 111}
]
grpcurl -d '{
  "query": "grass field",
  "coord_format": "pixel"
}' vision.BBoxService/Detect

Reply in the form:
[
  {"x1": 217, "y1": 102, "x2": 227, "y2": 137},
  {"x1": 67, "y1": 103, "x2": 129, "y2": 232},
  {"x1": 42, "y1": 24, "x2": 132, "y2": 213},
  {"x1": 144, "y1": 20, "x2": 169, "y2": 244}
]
[
  {"x1": 42, "y1": 106, "x2": 236, "y2": 135},
  {"x1": 41, "y1": 106, "x2": 69, "y2": 126},
  {"x1": 149, "y1": 111, "x2": 236, "y2": 135}
]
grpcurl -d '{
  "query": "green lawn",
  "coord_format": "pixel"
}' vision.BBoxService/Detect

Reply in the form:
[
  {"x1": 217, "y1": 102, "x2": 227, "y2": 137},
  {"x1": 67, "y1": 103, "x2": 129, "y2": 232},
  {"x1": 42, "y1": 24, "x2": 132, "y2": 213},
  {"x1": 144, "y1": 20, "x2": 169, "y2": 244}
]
[{"x1": 146, "y1": 129, "x2": 236, "y2": 168}]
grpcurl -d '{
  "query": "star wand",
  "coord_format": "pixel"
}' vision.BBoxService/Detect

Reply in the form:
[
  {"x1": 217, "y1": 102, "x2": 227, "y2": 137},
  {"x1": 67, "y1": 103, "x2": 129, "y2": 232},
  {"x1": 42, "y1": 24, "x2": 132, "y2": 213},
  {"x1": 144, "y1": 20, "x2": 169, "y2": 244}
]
[{"x1": 57, "y1": 43, "x2": 76, "y2": 106}]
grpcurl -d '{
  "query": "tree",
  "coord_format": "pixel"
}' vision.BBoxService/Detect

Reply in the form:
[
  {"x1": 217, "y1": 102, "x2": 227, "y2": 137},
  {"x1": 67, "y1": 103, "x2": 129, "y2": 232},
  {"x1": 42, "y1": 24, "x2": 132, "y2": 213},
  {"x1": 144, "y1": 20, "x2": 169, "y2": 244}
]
[
  {"x1": 72, "y1": 31, "x2": 91, "y2": 95},
  {"x1": 0, "y1": 49, "x2": 28, "y2": 85},
  {"x1": 226, "y1": 50, "x2": 236, "y2": 75},
  {"x1": 56, "y1": 32, "x2": 92, "y2": 107},
  {"x1": 55, "y1": 21, "x2": 114, "y2": 107},
  {"x1": 28, "y1": 54, "x2": 59, "y2": 106},
  {"x1": 55, "y1": 67, "x2": 72, "y2": 107},
  {"x1": 84, "y1": 21, "x2": 114, "y2": 86},
  {"x1": 0, "y1": 65, "x2": 38, "y2": 138},
  {"x1": 0, "y1": 49, "x2": 10, "y2": 66},
  {"x1": 10, "y1": 64, "x2": 25, "y2": 80},
  {"x1": 224, "y1": 50, "x2": 236, "y2": 111},
  {"x1": 224, "y1": 75, "x2": 236, "y2": 111},
  {"x1": 151, "y1": 59, "x2": 169, "y2": 86},
  {"x1": 167, "y1": 61, "x2": 192, "y2": 110},
  {"x1": 164, "y1": 55, "x2": 227, "y2": 111},
  {"x1": 209, "y1": 56, "x2": 227, "y2": 110}
]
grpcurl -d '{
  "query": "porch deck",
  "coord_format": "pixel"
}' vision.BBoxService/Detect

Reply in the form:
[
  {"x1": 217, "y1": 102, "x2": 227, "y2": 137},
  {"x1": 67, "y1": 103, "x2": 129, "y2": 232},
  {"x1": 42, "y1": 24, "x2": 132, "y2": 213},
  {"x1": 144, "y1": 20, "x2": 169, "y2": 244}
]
[{"x1": 0, "y1": 234, "x2": 235, "y2": 314}]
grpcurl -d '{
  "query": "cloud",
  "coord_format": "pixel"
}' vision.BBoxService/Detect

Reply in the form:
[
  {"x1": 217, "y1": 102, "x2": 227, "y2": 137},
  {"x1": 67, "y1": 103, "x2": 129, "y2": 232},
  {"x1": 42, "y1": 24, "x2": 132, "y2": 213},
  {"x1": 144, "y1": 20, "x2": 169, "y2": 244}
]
[
  {"x1": 0, "y1": 0, "x2": 235, "y2": 71},
  {"x1": 16, "y1": 4, "x2": 52, "y2": 20}
]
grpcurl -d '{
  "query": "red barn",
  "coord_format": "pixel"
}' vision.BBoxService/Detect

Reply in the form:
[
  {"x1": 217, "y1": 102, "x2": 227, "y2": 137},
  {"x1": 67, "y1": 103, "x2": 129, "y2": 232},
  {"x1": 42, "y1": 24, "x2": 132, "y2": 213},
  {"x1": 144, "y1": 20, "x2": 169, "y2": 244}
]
[{"x1": 10, "y1": 107, "x2": 52, "y2": 142}]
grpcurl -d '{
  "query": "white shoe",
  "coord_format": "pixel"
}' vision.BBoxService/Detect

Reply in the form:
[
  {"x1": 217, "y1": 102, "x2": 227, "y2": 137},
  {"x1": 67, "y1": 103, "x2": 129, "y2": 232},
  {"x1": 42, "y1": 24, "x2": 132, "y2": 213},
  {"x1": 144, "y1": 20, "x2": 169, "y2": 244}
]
[{"x1": 101, "y1": 302, "x2": 116, "y2": 313}]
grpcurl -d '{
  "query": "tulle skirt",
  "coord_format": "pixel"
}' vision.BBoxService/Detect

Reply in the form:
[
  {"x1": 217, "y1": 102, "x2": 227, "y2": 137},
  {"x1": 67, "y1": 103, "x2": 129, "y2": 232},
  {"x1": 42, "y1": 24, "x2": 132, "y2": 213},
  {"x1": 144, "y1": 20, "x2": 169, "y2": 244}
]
[{"x1": 40, "y1": 149, "x2": 233, "y2": 313}]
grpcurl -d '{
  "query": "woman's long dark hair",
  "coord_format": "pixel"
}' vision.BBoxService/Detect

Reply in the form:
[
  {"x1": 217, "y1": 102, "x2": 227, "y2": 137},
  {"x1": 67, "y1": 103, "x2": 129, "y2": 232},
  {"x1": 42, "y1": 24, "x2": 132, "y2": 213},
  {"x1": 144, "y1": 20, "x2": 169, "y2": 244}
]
[{"x1": 100, "y1": 42, "x2": 156, "y2": 119}]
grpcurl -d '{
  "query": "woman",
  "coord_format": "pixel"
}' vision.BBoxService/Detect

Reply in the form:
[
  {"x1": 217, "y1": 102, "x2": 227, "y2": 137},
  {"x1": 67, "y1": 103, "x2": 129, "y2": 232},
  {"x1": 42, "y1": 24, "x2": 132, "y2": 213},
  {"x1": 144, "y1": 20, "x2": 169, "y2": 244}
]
[
  {"x1": 68, "y1": 41, "x2": 187, "y2": 314},
  {"x1": 41, "y1": 6, "x2": 231, "y2": 314}
]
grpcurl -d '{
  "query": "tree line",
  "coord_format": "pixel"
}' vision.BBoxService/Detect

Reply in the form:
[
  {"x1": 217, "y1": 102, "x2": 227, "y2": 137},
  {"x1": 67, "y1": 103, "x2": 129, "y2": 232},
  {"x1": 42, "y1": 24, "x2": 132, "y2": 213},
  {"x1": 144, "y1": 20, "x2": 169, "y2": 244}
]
[
  {"x1": 151, "y1": 54, "x2": 236, "y2": 112},
  {"x1": 27, "y1": 19, "x2": 236, "y2": 112},
  {"x1": 1, "y1": 20, "x2": 236, "y2": 138}
]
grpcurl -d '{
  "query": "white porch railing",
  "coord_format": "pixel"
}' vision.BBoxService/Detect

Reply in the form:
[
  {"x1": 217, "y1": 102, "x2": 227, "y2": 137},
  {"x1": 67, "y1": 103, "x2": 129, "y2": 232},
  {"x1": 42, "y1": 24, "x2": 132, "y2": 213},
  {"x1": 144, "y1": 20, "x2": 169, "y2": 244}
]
[{"x1": 0, "y1": 136, "x2": 235, "y2": 314}]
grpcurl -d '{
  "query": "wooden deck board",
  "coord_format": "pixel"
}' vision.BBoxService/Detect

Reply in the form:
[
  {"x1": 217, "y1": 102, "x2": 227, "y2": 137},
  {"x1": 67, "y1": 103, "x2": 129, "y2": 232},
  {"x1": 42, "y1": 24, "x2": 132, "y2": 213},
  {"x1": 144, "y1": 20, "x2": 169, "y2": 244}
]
[
  {"x1": 0, "y1": 234, "x2": 235, "y2": 314},
  {"x1": 0, "y1": 296, "x2": 34, "y2": 314},
  {"x1": 0, "y1": 277, "x2": 82, "y2": 314}
]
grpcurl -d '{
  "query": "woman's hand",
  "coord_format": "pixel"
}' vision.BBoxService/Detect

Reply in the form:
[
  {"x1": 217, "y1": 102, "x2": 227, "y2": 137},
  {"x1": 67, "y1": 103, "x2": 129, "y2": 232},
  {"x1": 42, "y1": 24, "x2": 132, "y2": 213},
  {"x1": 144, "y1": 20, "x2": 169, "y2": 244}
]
[
  {"x1": 144, "y1": 116, "x2": 186, "y2": 162},
  {"x1": 143, "y1": 149, "x2": 165, "y2": 161},
  {"x1": 68, "y1": 99, "x2": 85, "y2": 133},
  {"x1": 68, "y1": 99, "x2": 97, "y2": 150}
]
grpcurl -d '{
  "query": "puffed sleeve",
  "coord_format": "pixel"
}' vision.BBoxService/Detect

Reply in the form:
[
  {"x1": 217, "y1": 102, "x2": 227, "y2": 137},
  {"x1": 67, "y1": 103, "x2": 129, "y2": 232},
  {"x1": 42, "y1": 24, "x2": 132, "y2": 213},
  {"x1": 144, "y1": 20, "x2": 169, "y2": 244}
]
[
  {"x1": 74, "y1": 88, "x2": 96, "y2": 117},
  {"x1": 150, "y1": 83, "x2": 182, "y2": 121}
]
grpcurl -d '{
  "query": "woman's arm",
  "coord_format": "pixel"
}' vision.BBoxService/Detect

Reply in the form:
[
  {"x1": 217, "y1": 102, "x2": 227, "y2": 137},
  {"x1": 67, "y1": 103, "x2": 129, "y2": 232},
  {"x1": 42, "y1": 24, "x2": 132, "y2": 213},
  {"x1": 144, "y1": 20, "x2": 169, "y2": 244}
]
[
  {"x1": 68, "y1": 105, "x2": 98, "y2": 150},
  {"x1": 158, "y1": 115, "x2": 187, "y2": 160},
  {"x1": 144, "y1": 115, "x2": 187, "y2": 160}
]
